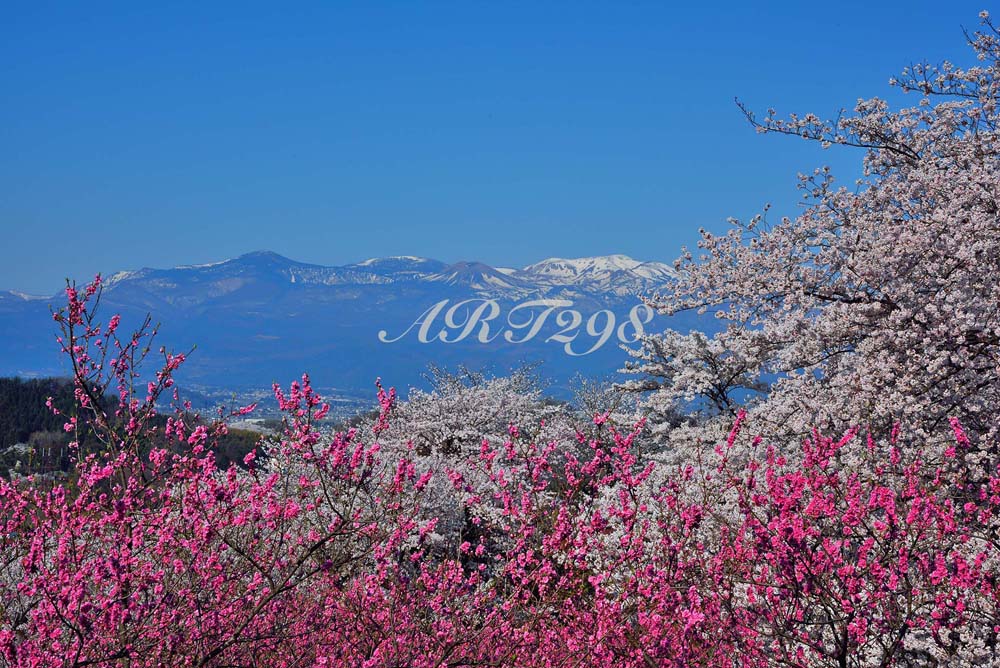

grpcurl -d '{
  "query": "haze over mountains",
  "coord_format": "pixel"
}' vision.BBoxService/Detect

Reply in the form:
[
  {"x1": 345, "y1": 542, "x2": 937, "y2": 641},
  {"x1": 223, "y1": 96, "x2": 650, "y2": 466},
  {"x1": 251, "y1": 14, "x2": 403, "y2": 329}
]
[{"x1": 0, "y1": 252, "x2": 703, "y2": 409}]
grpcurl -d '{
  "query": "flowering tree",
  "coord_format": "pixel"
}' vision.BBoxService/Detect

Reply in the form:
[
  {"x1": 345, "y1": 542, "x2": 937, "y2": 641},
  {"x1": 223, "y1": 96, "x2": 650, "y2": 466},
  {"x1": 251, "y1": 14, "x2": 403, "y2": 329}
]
[
  {"x1": 620, "y1": 329, "x2": 768, "y2": 431},
  {"x1": 633, "y1": 12, "x2": 1000, "y2": 448},
  {"x1": 0, "y1": 280, "x2": 731, "y2": 666},
  {"x1": 707, "y1": 415, "x2": 1000, "y2": 666},
  {"x1": 377, "y1": 364, "x2": 571, "y2": 458},
  {"x1": 2, "y1": 277, "x2": 999, "y2": 666}
]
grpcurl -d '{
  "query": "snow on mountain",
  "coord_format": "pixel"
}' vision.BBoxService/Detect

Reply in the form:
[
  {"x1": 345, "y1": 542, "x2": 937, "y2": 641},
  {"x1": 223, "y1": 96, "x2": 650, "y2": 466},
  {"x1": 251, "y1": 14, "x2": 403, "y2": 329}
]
[
  {"x1": 7, "y1": 291, "x2": 50, "y2": 301},
  {"x1": 519, "y1": 254, "x2": 677, "y2": 294},
  {"x1": 103, "y1": 252, "x2": 384, "y2": 297},
  {"x1": 425, "y1": 262, "x2": 530, "y2": 293},
  {"x1": 356, "y1": 255, "x2": 434, "y2": 267},
  {"x1": 521, "y1": 254, "x2": 676, "y2": 280},
  {"x1": 105, "y1": 269, "x2": 148, "y2": 287},
  {"x1": 174, "y1": 259, "x2": 230, "y2": 270},
  {"x1": 348, "y1": 256, "x2": 447, "y2": 277},
  {"x1": 523, "y1": 254, "x2": 639, "y2": 278},
  {"x1": 88, "y1": 252, "x2": 675, "y2": 302}
]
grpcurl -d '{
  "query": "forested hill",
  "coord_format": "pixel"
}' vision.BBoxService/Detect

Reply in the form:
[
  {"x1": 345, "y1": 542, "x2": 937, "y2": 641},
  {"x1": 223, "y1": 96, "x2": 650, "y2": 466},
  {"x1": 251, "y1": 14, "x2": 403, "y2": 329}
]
[
  {"x1": 0, "y1": 377, "x2": 264, "y2": 475},
  {"x1": 0, "y1": 376, "x2": 76, "y2": 450}
]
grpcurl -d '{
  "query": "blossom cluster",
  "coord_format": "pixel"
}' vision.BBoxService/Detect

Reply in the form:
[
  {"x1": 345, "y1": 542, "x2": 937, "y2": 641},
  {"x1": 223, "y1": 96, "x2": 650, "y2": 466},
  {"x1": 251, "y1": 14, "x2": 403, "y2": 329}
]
[
  {"x1": 3, "y1": 278, "x2": 1000, "y2": 667},
  {"x1": 625, "y1": 12, "x2": 1000, "y2": 452}
]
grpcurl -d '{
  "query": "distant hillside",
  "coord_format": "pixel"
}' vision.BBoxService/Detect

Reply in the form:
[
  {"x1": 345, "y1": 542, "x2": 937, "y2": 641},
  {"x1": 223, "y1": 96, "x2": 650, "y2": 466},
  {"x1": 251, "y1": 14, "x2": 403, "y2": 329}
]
[
  {"x1": 0, "y1": 252, "x2": 711, "y2": 400},
  {"x1": 0, "y1": 377, "x2": 77, "y2": 450},
  {"x1": 0, "y1": 376, "x2": 267, "y2": 476}
]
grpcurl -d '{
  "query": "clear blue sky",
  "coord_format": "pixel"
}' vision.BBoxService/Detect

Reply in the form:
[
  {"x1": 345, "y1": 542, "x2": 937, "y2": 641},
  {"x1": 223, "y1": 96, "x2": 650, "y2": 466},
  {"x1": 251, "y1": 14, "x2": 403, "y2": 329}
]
[{"x1": 0, "y1": 1, "x2": 989, "y2": 293}]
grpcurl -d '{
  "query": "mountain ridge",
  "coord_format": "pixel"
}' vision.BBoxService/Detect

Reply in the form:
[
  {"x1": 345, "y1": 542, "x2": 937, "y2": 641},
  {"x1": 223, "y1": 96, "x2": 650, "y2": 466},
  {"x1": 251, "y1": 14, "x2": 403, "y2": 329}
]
[
  {"x1": 0, "y1": 251, "x2": 698, "y2": 408},
  {"x1": 93, "y1": 251, "x2": 680, "y2": 299},
  {"x1": 9, "y1": 251, "x2": 679, "y2": 299}
]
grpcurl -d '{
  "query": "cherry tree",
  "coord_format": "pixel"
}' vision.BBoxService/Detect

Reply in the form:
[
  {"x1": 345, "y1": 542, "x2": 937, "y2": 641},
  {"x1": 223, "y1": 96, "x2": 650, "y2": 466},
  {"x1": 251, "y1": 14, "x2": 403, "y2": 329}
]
[
  {"x1": 377, "y1": 364, "x2": 571, "y2": 458},
  {"x1": 355, "y1": 365, "x2": 578, "y2": 558},
  {"x1": 633, "y1": 12, "x2": 1000, "y2": 448},
  {"x1": 620, "y1": 329, "x2": 768, "y2": 431}
]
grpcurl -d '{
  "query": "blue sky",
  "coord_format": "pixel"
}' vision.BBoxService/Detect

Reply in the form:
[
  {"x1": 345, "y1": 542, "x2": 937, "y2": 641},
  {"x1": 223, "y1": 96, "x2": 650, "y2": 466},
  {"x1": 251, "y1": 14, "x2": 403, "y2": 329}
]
[{"x1": 0, "y1": 1, "x2": 989, "y2": 293}]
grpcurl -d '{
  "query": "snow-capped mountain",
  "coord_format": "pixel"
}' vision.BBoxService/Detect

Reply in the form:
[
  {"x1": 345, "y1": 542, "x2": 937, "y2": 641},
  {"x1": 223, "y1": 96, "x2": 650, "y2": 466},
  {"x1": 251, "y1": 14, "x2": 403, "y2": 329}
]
[
  {"x1": 348, "y1": 256, "x2": 448, "y2": 278},
  {"x1": 62, "y1": 251, "x2": 683, "y2": 314},
  {"x1": 0, "y1": 291, "x2": 49, "y2": 303},
  {"x1": 520, "y1": 255, "x2": 677, "y2": 296},
  {"x1": 0, "y1": 252, "x2": 697, "y2": 403},
  {"x1": 94, "y1": 251, "x2": 678, "y2": 302},
  {"x1": 425, "y1": 261, "x2": 531, "y2": 292}
]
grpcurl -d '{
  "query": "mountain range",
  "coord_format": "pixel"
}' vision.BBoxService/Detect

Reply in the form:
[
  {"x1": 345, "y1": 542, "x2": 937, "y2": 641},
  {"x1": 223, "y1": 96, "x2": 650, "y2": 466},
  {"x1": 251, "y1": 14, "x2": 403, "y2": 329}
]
[
  {"x1": 96, "y1": 251, "x2": 680, "y2": 300},
  {"x1": 0, "y1": 252, "x2": 703, "y2": 411}
]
